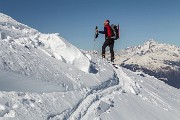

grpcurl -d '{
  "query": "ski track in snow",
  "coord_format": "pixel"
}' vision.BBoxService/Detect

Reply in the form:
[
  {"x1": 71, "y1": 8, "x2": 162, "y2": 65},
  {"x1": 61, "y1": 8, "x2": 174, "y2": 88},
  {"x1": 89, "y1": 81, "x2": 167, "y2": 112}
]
[
  {"x1": 117, "y1": 67, "x2": 141, "y2": 95},
  {"x1": 49, "y1": 64, "x2": 142, "y2": 120},
  {"x1": 48, "y1": 65, "x2": 118, "y2": 120}
]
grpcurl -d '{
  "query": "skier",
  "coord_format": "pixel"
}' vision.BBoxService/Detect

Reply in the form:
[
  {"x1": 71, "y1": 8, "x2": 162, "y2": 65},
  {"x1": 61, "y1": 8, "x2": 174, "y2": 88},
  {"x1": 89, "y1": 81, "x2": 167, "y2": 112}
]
[{"x1": 96, "y1": 20, "x2": 115, "y2": 62}]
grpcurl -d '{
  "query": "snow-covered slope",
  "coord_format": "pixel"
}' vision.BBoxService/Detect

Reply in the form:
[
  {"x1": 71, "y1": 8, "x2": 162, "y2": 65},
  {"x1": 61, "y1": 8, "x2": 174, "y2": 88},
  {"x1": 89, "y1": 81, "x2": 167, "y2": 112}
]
[
  {"x1": 81, "y1": 67, "x2": 180, "y2": 120},
  {"x1": 117, "y1": 39, "x2": 180, "y2": 88},
  {"x1": 0, "y1": 13, "x2": 180, "y2": 120},
  {"x1": 0, "y1": 58, "x2": 180, "y2": 120}
]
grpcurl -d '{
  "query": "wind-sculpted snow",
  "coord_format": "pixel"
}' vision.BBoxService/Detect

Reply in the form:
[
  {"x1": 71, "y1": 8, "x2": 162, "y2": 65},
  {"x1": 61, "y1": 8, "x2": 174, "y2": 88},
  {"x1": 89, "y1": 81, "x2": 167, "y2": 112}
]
[
  {"x1": 37, "y1": 33, "x2": 91, "y2": 73},
  {"x1": 0, "y1": 13, "x2": 38, "y2": 38},
  {"x1": 0, "y1": 13, "x2": 90, "y2": 73}
]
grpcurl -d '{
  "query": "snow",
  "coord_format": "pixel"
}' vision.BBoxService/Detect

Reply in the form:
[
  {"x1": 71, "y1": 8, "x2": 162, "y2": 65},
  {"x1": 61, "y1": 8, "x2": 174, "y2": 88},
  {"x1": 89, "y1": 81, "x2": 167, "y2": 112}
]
[
  {"x1": 0, "y1": 13, "x2": 90, "y2": 73},
  {"x1": 0, "y1": 69, "x2": 67, "y2": 93},
  {"x1": 0, "y1": 13, "x2": 180, "y2": 120},
  {"x1": 81, "y1": 67, "x2": 180, "y2": 120},
  {"x1": 37, "y1": 33, "x2": 91, "y2": 73},
  {"x1": 0, "y1": 32, "x2": 6, "y2": 40},
  {"x1": 122, "y1": 39, "x2": 180, "y2": 68}
]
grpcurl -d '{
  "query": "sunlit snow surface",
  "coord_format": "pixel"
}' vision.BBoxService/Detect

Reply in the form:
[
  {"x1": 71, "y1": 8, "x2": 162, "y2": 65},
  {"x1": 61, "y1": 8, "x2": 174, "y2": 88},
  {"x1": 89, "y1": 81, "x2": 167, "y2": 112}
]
[{"x1": 0, "y1": 13, "x2": 180, "y2": 120}]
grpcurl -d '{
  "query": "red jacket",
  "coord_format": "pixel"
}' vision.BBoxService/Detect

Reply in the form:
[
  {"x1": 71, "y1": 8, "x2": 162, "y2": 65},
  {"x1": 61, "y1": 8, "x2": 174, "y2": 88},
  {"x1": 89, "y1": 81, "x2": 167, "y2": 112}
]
[{"x1": 99, "y1": 25, "x2": 112, "y2": 39}]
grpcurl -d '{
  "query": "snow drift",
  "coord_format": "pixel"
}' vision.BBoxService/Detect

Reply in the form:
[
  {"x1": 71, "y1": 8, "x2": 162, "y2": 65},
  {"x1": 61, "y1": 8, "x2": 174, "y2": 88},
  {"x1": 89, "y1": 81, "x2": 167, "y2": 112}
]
[{"x1": 0, "y1": 13, "x2": 90, "y2": 73}]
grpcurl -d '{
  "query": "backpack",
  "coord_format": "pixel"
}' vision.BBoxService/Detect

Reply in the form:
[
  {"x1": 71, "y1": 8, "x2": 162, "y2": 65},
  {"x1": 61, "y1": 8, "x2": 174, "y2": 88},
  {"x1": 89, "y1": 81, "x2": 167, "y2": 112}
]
[{"x1": 111, "y1": 24, "x2": 120, "y2": 40}]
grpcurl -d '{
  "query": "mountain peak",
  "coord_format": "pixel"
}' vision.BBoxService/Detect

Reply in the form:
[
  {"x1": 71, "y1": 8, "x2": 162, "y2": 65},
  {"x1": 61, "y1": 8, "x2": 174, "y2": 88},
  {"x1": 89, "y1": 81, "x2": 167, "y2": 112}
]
[
  {"x1": 142, "y1": 39, "x2": 159, "y2": 50},
  {"x1": 145, "y1": 38, "x2": 158, "y2": 45},
  {"x1": 124, "y1": 39, "x2": 179, "y2": 55}
]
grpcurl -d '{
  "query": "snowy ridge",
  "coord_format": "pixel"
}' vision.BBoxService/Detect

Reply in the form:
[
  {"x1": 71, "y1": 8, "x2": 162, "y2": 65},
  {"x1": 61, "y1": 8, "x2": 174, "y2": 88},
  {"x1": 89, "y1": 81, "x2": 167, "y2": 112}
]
[
  {"x1": 116, "y1": 67, "x2": 141, "y2": 95},
  {"x1": 0, "y1": 13, "x2": 38, "y2": 38},
  {"x1": 0, "y1": 13, "x2": 90, "y2": 72}
]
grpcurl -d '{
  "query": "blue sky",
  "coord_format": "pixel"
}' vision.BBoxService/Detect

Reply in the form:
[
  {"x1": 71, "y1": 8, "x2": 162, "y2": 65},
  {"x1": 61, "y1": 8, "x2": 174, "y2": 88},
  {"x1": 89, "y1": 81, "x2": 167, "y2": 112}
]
[{"x1": 0, "y1": 0, "x2": 180, "y2": 50}]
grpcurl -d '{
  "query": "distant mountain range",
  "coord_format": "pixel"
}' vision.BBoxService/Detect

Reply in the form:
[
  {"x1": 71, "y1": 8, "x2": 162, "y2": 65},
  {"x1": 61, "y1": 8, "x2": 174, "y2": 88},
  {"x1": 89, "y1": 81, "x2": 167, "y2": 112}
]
[{"x1": 117, "y1": 39, "x2": 180, "y2": 88}]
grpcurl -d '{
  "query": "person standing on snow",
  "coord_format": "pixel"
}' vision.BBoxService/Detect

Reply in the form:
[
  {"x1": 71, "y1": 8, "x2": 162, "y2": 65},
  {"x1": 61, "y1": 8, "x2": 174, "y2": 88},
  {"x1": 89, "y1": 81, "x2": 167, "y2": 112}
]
[{"x1": 96, "y1": 20, "x2": 115, "y2": 62}]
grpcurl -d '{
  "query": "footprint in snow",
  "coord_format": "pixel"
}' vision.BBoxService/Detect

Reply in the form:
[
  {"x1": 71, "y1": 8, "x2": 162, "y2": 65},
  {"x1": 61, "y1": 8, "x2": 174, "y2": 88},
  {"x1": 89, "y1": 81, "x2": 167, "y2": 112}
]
[
  {"x1": 95, "y1": 101, "x2": 114, "y2": 116},
  {"x1": 0, "y1": 104, "x2": 16, "y2": 118}
]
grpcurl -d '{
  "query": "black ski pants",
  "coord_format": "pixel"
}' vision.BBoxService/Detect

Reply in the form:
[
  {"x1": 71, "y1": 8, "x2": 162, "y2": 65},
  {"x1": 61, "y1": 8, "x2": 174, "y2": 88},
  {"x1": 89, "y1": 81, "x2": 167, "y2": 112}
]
[{"x1": 102, "y1": 38, "x2": 115, "y2": 60}]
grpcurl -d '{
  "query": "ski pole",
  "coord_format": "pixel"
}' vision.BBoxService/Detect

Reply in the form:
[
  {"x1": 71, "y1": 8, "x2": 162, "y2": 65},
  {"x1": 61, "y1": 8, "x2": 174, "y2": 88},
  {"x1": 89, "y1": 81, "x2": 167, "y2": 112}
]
[{"x1": 94, "y1": 26, "x2": 99, "y2": 52}]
